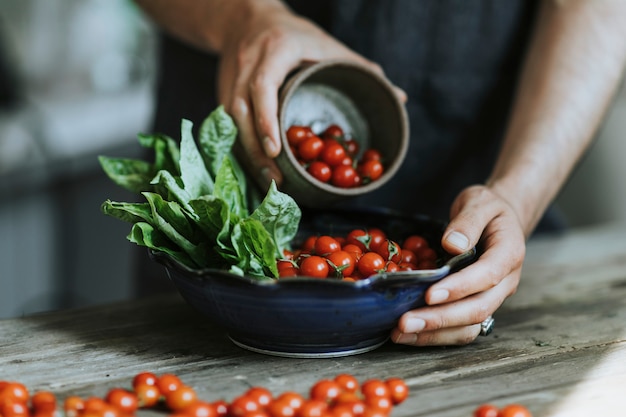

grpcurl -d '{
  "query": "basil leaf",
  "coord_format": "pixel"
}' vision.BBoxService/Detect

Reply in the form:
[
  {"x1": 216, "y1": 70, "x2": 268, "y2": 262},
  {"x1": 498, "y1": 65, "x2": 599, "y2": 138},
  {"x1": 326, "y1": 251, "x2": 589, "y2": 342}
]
[
  {"x1": 98, "y1": 156, "x2": 155, "y2": 194},
  {"x1": 251, "y1": 180, "x2": 301, "y2": 258},
  {"x1": 101, "y1": 200, "x2": 153, "y2": 224},
  {"x1": 198, "y1": 105, "x2": 238, "y2": 178},
  {"x1": 214, "y1": 157, "x2": 247, "y2": 219},
  {"x1": 230, "y1": 218, "x2": 278, "y2": 279},
  {"x1": 128, "y1": 222, "x2": 194, "y2": 268},
  {"x1": 137, "y1": 133, "x2": 180, "y2": 174},
  {"x1": 150, "y1": 170, "x2": 192, "y2": 211},
  {"x1": 180, "y1": 119, "x2": 214, "y2": 198},
  {"x1": 188, "y1": 195, "x2": 233, "y2": 254}
]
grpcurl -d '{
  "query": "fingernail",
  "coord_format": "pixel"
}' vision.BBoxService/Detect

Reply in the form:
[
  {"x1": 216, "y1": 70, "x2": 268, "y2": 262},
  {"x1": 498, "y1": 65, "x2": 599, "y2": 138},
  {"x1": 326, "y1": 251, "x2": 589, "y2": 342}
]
[
  {"x1": 446, "y1": 231, "x2": 469, "y2": 251},
  {"x1": 404, "y1": 317, "x2": 426, "y2": 333},
  {"x1": 393, "y1": 333, "x2": 417, "y2": 345},
  {"x1": 262, "y1": 136, "x2": 279, "y2": 157},
  {"x1": 429, "y1": 289, "x2": 449, "y2": 304}
]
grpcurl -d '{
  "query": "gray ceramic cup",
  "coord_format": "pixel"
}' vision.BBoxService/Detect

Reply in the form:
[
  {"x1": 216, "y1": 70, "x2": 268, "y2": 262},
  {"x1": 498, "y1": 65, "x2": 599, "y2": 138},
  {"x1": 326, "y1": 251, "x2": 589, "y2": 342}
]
[{"x1": 276, "y1": 60, "x2": 409, "y2": 208}]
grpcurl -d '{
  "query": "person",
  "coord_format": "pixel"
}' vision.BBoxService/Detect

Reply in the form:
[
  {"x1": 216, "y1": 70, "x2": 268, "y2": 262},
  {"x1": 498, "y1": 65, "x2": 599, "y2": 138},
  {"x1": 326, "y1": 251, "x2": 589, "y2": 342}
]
[{"x1": 133, "y1": 0, "x2": 626, "y2": 346}]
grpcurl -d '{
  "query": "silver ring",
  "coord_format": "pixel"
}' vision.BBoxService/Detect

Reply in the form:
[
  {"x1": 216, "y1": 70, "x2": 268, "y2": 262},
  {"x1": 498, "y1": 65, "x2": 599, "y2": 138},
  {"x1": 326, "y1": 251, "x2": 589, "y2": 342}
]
[{"x1": 479, "y1": 316, "x2": 495, "y2": 336}]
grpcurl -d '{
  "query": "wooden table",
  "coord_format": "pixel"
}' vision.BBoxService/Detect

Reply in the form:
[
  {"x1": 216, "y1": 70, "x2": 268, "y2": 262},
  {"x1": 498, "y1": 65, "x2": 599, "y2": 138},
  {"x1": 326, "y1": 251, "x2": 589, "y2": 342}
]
[{"x1": 2, "y1": 222, "x2": 626, "y2": 417}]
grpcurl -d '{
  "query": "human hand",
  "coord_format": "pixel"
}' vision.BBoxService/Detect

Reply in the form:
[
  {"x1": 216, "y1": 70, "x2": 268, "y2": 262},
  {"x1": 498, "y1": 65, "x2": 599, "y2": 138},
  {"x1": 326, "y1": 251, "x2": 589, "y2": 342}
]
[
  {"x1": 391, "y1": 185, "x2": 527, "y2": 346},
  {"x1": 216, "y1": 3, "x2": 405, "y2": 190}
]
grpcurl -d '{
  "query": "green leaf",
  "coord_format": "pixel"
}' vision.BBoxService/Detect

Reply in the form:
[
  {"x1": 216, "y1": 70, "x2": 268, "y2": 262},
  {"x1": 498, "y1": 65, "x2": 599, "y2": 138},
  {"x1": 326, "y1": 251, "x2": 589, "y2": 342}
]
[
  {"x1": 198, "y1": 105, "x2": 238, "y2": 178},
  {"x1": 188, "y1": 195, "x2": 234, "y2": 254},
  {"x1": 98, "y1": 156, "x2": 155, "y2": 194},
  {"x1": 214, "y1": 157, "x2": 248, "y2": 218},
  {"x1": 180, "y1": 119, "x2": 214, "y2": 198},
  {"x1": 101, "y1": 200, "x2": 153, "y2": 224},
  {"x1": 137, "y1": 133, "x2": 180, "y2": 173},
  {"x1": 250, "y1": 180, "x2": 301, "y2": 258},
  {"x1": 230, "y1": 218, "x2": 278, "y2": 279},
  {"x1": 143, "y1": 192, "x2": 205, "y2": 267},
  {"x1": 150, "y1": 170, "x2": 192, "y2": 211},
  {"x1": 128, "y1": 222, "x2": 195, "y2": 268}
]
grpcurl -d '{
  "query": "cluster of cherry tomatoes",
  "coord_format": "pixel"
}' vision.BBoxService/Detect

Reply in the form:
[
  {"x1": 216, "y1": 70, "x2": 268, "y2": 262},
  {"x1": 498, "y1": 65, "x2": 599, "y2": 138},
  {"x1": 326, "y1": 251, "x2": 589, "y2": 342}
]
[
  {"x1": 277, "y1": 228, "x2": 438, "y2": 279},
  {"x1": 0, "y1": 373, "x2": 409, "y2": 417},
  {"x1": 473, "y1": 403, "x2": 532, "y2": 417},
  {"x1": 285, "y1": 124, "x2": 385, "y2": 188}
]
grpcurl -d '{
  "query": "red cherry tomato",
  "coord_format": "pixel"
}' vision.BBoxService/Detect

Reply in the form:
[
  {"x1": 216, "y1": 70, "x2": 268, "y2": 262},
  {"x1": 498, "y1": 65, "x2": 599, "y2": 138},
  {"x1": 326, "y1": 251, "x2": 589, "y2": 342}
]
[
  {"x1": 298, "y1": 136, "x2": 324, "y2": 161},
  {"x1": 362, "y1": 148, "x2": 382, "y2": 161},
  {"x1": 314, "y1": 235, "x2": 341, "y2": 256},
  {"x1": 331, "y1": 165, "x2": 358, "y2": 188},
  {"x1": 326, "y1": 251, "x2": 355, "y2": 277},
  {"x1": 299, "y1": 256, "x2": 329, "y2": 278},
  {"x1": 297, "y1": 400, "x2": 328, "y2": 417},
  {"x1": 309, "y1": 380, "x2": 341, "y2": 402},
  {"x1": 165, "y1": 386, "x2": 197, "y2": 412},
  {"x1": 367, "y1": 228, "x2": 387, "y2": 251},
  {"x1": 228, "y1": 395, "x2": 260, "y2": 417},
  {"x1": 134, "y1": 384, "x2": 160, "y2": 408},
  {"x1": 106, "y1": 388, "x2": 139, "y2": 414},
  {"x1": 345, "y1": 229, "x2": 370, "y2": 252},
  {"x1": 31, "y1": 391, "x2": 57, "y2": 414},
  {"x1": 184, "y1": 401, "x2": 219, "y2": 417},
  {"x1": 402, "y1": 235, "x2": 428, "y2": 253},
  {"x1": 156, "y1": 374, "x2": 182, "y2": 396},
  {"x1": 286, "y1": 125, "x2": 314, "y2": 146},
  {"x1": 357, "y1": 252, "x2": 386, "y2": 277},
  {"x1": 322, "y1": 124, "x2": 344, "y2": 140},
  {"x1": 399, "y1": 249, "x2": 417, "y2": 265},
  {"x1": 474, "y1": 404, "x2": 499, "y2": 417},
  {"x1": 360, "y1": 379, "x2": 390, "y2": 399},
  {"x1": 344, "y1": 138, "x2": 359, "y2": 157},
  {"x1": 334, "y1": 374, "x2": 359, "y2": 393},
  {"x1": 132, "y1": 372, "x2": 158, "y2": 389},
  {"x1": 307, "y1": 161, "x2": 332, "y2": 183},
  {"x1": 375, "y1": 239, "x2": 402, "y2": 263},
  {"x1": 385, "y1": 377, "x2": 409, "y2": 405},
  {"x1": 358, "y1": 160, "x2": 384, "y2": 182},
  {"x1": 342, "y1": 243, "x2": 363, "y2": 262},
  {"x1": 320, "y1": 139, "x2": 347, "y2": 167},
  {"x1": 497, "y1": 404, "x2": 532, "y2": 417},
  {"x1": 245, "y1": 387, "x2": 272, "y2": 407}
]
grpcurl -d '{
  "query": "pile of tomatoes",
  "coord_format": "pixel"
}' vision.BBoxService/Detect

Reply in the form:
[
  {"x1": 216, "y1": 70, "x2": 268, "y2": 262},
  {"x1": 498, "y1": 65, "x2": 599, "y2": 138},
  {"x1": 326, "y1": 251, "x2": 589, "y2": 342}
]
[
  {"x1": 285, "y1": 124, "x2": 385, "y2": 188},
  {"x1": 0, "y1": 373, "x2": 409, "y2": 417},
  {"x1": 277, "y1": 228, "x2": 438, "y2": 279}
]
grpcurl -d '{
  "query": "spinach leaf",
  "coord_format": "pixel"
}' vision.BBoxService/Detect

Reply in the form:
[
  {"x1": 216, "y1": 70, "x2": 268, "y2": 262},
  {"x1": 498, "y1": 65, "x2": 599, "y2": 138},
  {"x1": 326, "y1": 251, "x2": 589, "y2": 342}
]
[
  {"x1": 137, "y1": 133, "x2": 180, "y2": 173},
  {"x1": 180, "y1": 119, "x2": 214, "y2": 198},
  {"x1": 98, "y1": 156, "x2": 155, "y2": 194}
]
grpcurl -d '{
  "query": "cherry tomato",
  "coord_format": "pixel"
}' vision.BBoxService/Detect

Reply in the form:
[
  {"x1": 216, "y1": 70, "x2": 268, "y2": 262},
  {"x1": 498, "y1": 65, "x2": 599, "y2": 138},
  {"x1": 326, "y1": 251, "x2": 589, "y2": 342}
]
[
  {"x1": 314, "y1": 235, "x2": 341, "y2": 256},
  {"x1": 364, "y1": 395, "x2": 392, "y2": 414},
  {"x1": 360, "y1": 379, "x2": 390, "y2": 399},
  {"x1": 297, "y1": 399, "x2": 328, "y2": 417},
  {"x1": 320, "y1": 140, "x2": 347, "y2": 167},
  {"x1": 497, "y1": 404, "x2": 532, "y2": 417},
  {"x1": 301, "y1": 236, "x2": 318, "y2": 253},
  {"x1": 342, "y1": 244, "x2": 363, "y2": 262},
  {"x1": 326, "y1": 251, "x2": 355, "y2": 277},
  {"x1": 399, "y1": 249, "x2": 417, "y2": 265},
  {"x1": 343, "y1": 138, "x2": 359, "y2": 157},
  {"x1": 278, "y1": 266, "x2": 299, "y2": 278},
  {"x1": 134, "y1": 384, "x2": 160, "y2": 408},
  {"x1": 402, "y1": 235, "x2": 428, "y2": 254},
  {"x1": 331, "y1": 165, "x2": 358, "y2": 188},
  {"x1": 212, "y1": 400, "x2": 229, "y2": 417},
  {"x1": 31, "y1": 391, "x2": 57, "y2": 413},
  {"x1": 156, "y1": 374, "x2": 182, "y2": 396},
  {"x1": 398, "y1": 262, "x2": 417, "y2": 271},
  {"x1": 322, "y1": 124, "x2": 344, "y2": 140},
  {"x1": 106, "y1": 388, "x2": 139, "y2": 414},
  {"x1": 345, "y1": 229, "x2": 370, "y2": 252},
  {"x1": 385, "y1": 261, "x2": 399, "y2": 273},
  {"x1": 299, "y1": 256, "x2": 329, "y2": 278},
  {"x1": 307, "y1": 161, "x2": 332, "y2": 183},
  {"x1": 228, "y1": 395, "x2": 260, "y2": 417},
  {"x1": 309, "y1": 380, "x2": 341, "y2": 402},
  {"x1": 358, "y1": 160, "x2": 384, "y2": 182},
  {"x1": 367, "y1": 228, "x2": 387, "y2": 252},
  {"x1": 245, "y1": 387, "x2": 272, "y2": 408},
  {"x1": 132, "y1": 372, "x2": 158, "y2": 389},
  {"x1": 334, "y1": 374, "x2": 359, "y2": 393},
  {"x1": 286, "y1": 125, "x2": 314, "y2": 146},
  {"x1": 63, "y1": 396, "x2": 85, "y2": 417},
  {"x1": 361, "y1": 407, "x2": 389, "y2": 417},
  {"x1": 2, "y1": 401, "x2": 29, "y2": 417},
  {"x1": 165, "y1": 385, "x2": 197, "y2": 412},
  {"x1": 357, "y1": 252, "x2": 386, "y2": 277},
  {"x1": 184, "y1": 401, "x2": 218, "y2": 417},
  {"x1": 339, "y1": 155, "x2": 354, "y2": 166},
  {"x1": 298, "y1": 136, "x2": 324, "y2": 161},
  {"x1": 275, "y1": 392, "x2": 304, "y2": 411},
  {"x1": 374, "y1": 239, "x2": 402, "y2": 263},
  {"x1": 0, "y1": 382, "x2": 29, "y2": 404},
  {"x1": 361, "y1": 149, "x2": 382, "y2": 162},
  {"x1": 385, "y1": 378, "x2": 409, "y2": 405},
  {"x1": 474, "y1": 404, "x2": 499, "y2": 417}
]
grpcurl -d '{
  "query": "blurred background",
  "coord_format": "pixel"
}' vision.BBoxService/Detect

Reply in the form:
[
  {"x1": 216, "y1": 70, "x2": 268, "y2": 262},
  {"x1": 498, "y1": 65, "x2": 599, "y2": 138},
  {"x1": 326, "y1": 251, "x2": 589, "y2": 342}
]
[{"x1": 0, "y1": 0, "x2": 624, "y2": 319}]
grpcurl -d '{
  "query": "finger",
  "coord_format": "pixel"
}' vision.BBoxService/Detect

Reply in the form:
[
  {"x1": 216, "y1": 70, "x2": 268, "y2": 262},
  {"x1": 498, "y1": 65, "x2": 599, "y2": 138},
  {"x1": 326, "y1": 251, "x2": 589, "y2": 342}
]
[
  {"x1": 391, "y1": 323, "x2": 481, "y2": 346},
  {"x1": 397, "y1": 274, "x2": 515, "y2": 334}
]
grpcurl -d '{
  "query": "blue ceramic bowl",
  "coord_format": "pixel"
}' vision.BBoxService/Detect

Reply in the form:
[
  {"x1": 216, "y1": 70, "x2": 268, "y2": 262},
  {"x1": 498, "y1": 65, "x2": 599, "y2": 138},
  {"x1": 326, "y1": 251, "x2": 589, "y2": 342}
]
[{"x1": 150, "y1": 209, "x2": 476, "y2": 358}]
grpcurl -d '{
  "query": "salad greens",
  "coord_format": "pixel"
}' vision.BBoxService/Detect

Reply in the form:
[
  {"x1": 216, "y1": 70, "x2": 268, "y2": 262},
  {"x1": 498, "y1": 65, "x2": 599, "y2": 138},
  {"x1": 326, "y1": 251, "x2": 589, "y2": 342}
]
[{"x1": 99, "y1": 105, "x2": 301, "y2": 279}]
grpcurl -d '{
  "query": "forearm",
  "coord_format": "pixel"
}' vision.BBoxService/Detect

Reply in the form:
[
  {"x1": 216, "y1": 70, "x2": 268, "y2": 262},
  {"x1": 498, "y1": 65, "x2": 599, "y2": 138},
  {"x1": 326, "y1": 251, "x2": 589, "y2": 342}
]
[
  {"x1": 133, "y1": 0, "x2": 289, "y2": 53},
  {"x1": 487, "y1": 0, "x2": 626, "y2": 236}
]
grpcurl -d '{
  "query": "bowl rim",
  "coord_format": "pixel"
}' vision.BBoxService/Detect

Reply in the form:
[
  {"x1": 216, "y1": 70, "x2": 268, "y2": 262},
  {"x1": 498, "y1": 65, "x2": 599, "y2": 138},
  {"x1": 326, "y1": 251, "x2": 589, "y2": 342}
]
[{"x1": 149, "y1": 246, "x2": 476, "y2": 289}]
